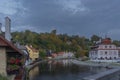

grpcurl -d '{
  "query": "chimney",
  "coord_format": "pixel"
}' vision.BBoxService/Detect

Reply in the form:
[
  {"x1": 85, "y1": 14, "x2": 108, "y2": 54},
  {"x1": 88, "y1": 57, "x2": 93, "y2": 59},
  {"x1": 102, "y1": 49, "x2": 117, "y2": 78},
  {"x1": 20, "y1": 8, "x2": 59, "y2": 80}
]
[{"x1": 5, "y1": 17, "x2": 11, "y2": 41}]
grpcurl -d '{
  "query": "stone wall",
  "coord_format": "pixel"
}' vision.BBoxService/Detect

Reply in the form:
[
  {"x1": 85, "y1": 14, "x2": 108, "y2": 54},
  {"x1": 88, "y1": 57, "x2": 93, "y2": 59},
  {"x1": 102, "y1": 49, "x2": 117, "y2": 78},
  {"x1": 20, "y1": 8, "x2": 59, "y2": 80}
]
[
  {"x1": 0, "y1": 47, "x2": 6, "y2": 76},
  {"x1": 83, "y1": 68, "x2": 120, "y2": 80}
]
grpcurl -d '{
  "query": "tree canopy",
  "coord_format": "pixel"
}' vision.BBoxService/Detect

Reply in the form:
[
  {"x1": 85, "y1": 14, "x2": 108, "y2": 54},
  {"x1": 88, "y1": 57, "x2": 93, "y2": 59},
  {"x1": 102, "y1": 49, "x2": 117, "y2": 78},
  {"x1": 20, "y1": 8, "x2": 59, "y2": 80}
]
[{"x1": 11, "y1": 30, "x2": 120, "y2": 58}]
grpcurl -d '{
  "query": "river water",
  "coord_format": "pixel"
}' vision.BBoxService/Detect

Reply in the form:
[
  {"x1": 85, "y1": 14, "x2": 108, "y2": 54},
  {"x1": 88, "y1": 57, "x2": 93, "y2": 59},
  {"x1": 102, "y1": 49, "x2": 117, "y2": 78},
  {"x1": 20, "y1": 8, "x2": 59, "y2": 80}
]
[{"x1": 29, "y1": 59, "x2": 109, "y2": 80}]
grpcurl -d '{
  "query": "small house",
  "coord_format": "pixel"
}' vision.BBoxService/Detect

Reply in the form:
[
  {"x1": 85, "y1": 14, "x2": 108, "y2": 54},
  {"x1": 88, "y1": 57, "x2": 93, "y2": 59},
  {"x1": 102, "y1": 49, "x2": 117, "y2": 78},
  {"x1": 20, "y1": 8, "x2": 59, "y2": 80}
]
[
  {"x1": 26, "y1": 45, "x2": 39, "y2": 61},
  {"x1": 0, "y1": 36, "x2": 25, "y2": 75}
]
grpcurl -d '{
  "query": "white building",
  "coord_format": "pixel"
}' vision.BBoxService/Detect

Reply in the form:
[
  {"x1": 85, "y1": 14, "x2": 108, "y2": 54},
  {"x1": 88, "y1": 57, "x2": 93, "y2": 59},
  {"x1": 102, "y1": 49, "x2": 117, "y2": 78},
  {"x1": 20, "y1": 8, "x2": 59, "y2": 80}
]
[
  {"x1": 57, "y1": 52, "x2": 74, "y2": 58},
  {"x1": 89, "y1": 38, "x2": 120, "y2": 62}
]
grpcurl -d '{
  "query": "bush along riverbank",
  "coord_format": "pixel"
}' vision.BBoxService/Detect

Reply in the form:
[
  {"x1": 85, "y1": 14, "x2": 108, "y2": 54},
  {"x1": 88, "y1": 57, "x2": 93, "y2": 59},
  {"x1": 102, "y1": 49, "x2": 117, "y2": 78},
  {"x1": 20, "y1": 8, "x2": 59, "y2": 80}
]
[{"x1": 0, "y1": 74, "x2": 8, "y2": 80}]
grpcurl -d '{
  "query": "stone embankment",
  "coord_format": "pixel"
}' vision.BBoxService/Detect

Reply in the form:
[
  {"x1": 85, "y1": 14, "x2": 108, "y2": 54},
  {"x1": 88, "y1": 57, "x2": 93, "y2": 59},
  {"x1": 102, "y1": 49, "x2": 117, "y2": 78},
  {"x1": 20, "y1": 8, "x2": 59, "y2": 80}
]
[
  {"x1": 71, "y1": 59, "x2": 120, "y2": 80},
  {"x1": 83, "y1": 68, "x2": 120, "y2": 80},
  {"x1": 71, "y1": 60, "x2": 111, "y2": 67}
]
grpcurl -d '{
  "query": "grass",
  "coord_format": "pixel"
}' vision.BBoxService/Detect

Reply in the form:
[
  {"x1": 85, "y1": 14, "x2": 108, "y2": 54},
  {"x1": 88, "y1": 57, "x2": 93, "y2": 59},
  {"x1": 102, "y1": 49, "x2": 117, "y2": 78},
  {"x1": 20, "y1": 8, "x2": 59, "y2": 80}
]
[{"x1": 0, "y1": 74, "x2": 8, "y2": 80}]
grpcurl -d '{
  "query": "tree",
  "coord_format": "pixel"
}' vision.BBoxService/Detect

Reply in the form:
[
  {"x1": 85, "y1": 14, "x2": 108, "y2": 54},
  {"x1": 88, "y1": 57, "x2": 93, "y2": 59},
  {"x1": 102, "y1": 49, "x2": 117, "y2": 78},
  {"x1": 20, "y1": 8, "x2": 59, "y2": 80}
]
[
  {"x1": 51, "y1": 29, "x2": 57, "y2": 35},
  {"x1": 91, "y1": 35, "x2": 100, "y2": 43},
  {"x1": 113, "y1": 40, "x2": 120, "y2": 46},
  {"x1": 12, "y1": 29, "x2": 96, "y2": 58},
  {"x1": 39, "y1": 50, "x2": 46, "y2": 59}
]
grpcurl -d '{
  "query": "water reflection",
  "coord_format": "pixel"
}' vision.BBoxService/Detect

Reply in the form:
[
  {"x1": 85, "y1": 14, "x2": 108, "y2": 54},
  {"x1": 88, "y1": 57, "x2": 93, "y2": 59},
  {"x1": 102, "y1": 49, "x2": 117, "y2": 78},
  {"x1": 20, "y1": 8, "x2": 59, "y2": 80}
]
[
  {"x1": 29, "y1": 66, "x2": 39, "y2": 80},
  {"x1": 29, "y1": 59, "x2": 109, "y2": 80}
]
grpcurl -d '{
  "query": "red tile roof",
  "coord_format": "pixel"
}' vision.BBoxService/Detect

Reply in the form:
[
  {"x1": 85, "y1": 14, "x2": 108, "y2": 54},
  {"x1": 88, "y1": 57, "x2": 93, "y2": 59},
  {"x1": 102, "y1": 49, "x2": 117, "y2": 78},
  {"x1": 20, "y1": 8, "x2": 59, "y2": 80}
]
[
  {"x1": 102, "y1": 38, "x2": 112, "y2": 44},
  {"x1": 0, "y1": 36, "x2": 23, "y2": 54}
]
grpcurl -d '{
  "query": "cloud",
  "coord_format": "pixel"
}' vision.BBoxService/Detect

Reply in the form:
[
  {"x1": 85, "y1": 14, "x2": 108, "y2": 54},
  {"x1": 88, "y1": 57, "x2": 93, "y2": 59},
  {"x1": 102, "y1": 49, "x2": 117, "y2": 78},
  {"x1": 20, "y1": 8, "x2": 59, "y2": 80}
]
[
  {"x1": 11, "y1": 25, "x2": 47, "y2": 33},
  {"x1": 106, "y1": 29, "x2": 120, "y2": 40},
  {"x1": 1, "y1": 0, "x2": 120, "y2": 40},
  {"x1": 56, "y1": 0, "x2": 88, "y2": 14},
  {"x1": 0, "y1": 0, "x2": 26, "y2": 16}
]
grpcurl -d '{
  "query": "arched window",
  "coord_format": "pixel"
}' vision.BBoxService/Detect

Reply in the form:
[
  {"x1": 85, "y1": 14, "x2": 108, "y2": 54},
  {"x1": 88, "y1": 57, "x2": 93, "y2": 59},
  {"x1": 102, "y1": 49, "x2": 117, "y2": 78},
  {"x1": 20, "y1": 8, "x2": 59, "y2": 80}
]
[
  {"x1": 100, "y1": 57, "x2": 103, "y2": 60},
  {"x1": 105, "y1": 57, "x2": 107, "y2": 59},
  {"x1": 114, "y1": 57, "x2": 117, "y2": 59},
  {"x1": 105, "y1": 51, "x2": 107, "y2": 55}
]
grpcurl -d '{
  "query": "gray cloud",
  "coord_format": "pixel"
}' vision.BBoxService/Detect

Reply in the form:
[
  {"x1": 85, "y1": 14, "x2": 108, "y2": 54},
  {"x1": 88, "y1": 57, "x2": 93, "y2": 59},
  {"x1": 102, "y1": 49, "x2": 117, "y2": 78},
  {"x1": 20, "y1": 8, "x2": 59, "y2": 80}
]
[{"x1": 0, "y1": 0, "x2": 120, "y2": 40}]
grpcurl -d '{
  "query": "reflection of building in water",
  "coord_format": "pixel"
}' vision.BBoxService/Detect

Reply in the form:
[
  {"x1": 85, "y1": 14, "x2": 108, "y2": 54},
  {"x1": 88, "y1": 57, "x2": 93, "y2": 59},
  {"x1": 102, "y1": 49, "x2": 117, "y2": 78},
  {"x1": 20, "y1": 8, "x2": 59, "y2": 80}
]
[
  {"x1": 29, "y1": 66, "x2": 39, "y2": 80},
  {"x1": 62, "y1": 59, "x2": 72, "y2": 66},
  {"x1": 48, "y1": 60, "x2": 52, "y2": 71}
]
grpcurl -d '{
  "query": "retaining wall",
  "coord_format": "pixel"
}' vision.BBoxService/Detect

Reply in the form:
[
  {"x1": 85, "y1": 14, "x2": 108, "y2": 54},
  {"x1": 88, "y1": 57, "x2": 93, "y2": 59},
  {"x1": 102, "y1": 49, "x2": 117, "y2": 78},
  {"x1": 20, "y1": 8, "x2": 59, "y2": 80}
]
[{"x1": 83, "y1": 68, "x2": 120, "y2": 80}]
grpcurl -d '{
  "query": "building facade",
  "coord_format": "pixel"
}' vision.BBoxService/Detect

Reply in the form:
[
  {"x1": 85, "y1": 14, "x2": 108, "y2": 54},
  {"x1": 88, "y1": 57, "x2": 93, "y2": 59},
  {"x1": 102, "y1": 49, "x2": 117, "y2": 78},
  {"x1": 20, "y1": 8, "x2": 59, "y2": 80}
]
[
  {"x1": 89, "y1": 38, "x2": 120, "y2": 62},
  {"x1": 0, "y1": 47, "x2": 7, "y2": 75},
  {"x1": 26, "y1": 45, "x2": 39, "y2": 61},
  {"x1": 0, "y1": 36, "x2": 25, "y2": 76}
]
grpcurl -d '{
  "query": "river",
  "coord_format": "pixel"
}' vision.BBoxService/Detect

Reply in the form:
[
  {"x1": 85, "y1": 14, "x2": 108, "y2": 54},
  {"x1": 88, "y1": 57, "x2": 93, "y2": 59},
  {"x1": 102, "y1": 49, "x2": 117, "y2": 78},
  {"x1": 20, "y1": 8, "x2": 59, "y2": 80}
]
[{"x1": 29, "y1": 59, "x2": 109, "y2": 80}]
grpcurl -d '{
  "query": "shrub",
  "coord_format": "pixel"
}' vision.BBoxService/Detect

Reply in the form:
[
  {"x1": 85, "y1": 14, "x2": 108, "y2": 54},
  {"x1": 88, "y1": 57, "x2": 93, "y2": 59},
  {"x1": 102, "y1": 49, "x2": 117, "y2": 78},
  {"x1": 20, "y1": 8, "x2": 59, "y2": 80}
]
[{"x1": 0, "y1": 74, "x2": 8, "y2": 80}]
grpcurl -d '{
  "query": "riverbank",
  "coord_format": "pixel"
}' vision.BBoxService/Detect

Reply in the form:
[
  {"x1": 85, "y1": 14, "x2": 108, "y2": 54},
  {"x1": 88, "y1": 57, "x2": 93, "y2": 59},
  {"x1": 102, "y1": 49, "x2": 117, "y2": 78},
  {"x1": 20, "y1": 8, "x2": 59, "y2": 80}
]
[
  {"x1": 71, "y1": 59, "x2": 120, "y2": 80},
  {"x1": 71, "y1": 60, "x2": 110, "y2": 67}
]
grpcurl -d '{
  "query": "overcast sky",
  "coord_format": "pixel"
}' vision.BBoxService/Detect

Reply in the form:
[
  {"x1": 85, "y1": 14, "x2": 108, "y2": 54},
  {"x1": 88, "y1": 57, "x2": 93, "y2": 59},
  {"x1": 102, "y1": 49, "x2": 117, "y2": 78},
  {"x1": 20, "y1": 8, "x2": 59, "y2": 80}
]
[{"x1": 0, "y1": 0, "x2": 120, "y2": 40}]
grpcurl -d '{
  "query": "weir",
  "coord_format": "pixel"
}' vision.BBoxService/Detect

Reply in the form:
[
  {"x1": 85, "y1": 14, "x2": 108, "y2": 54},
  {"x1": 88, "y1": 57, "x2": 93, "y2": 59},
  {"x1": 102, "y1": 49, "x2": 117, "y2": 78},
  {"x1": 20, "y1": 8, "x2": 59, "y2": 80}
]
[{"x1": 83, "y1": 68, "x2": 120, "y2": 80}]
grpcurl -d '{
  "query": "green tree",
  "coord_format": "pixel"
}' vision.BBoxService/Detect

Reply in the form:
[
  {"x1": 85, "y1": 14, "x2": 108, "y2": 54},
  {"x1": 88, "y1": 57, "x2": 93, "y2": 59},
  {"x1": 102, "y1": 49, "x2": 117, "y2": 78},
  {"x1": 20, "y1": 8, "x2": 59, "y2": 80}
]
[
  {"x1": 39, "y1": 50, "x2": 46, "y2": 59},
  {"x1": 91, "y1": 35, "x2": 100, "y2": 43},
  {"x1": 12, "y1": 29, "x2": 94, "y2": 58},
  {"x1": 51, "y1": 29, "x2": 57, "y2": 35},
  {"x1": 113, "y1": 40, "x2": 120, "y2": 46}
]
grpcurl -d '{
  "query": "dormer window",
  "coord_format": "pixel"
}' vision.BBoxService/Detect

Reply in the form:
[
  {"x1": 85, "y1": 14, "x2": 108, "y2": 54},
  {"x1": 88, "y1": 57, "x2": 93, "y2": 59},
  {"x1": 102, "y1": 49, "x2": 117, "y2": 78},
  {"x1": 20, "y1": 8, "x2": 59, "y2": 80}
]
[
  {"x1": 109, "y1": 46, "x2": 111, "y2": 48},
  {"x1": 105, "y1": 46, "x2": 107, "y2": 48}
]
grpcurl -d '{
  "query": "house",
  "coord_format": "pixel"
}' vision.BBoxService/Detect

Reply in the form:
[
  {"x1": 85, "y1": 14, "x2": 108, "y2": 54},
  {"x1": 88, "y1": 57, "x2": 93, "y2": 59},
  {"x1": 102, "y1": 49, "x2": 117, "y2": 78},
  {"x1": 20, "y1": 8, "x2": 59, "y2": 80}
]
[
  {"x1": 57, "y1": 52, "x2": 74, "y2": 58},
  {"x1": 0, "y1": 36, "x2": 25, "y2": 76},
  {"x1": 26, "y1": 45, "x2": 39, "y2": 61},
  {"x1": 51, "y1": 53, "x2": 57, "y2": 58},
  {"x1": 0, "y1": 17, "x2": 26, "y2": 76},
  {"x1": 89, "y1": 38, "x2": 120, "y2": 62}
]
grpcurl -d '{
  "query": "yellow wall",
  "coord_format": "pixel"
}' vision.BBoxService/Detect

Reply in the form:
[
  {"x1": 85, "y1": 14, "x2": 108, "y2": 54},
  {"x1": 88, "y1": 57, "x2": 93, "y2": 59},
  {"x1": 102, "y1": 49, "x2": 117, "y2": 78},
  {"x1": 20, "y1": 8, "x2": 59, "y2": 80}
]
[{"x1": 26, "y1": 46, "x2": 39, "y2": 61}]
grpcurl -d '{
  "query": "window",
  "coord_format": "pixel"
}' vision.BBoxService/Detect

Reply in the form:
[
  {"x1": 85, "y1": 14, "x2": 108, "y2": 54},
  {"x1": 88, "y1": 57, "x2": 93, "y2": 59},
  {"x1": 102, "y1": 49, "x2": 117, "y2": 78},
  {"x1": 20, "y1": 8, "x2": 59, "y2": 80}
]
[
  {"x1": 105, "y1": 46, "x2": 107, "y2": 48},
  {"x1": 100, "y1": 57, "x2": 103, "y2": 60},
  {"x1": 118, "y1": 52, "x2": 120, "y2": 57},
  {"x1": 110, "y1": 57, "x2": 112, "y2": 60},
  {"x1": 109, "y1": 46, "x2": 111, "y2": 48},
  {"x1": 105, "y1": 51, "x2": 107, "y2": 55},
  {"x1": 105, "y1": 57, "x2": 107, "y2": 59}
]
